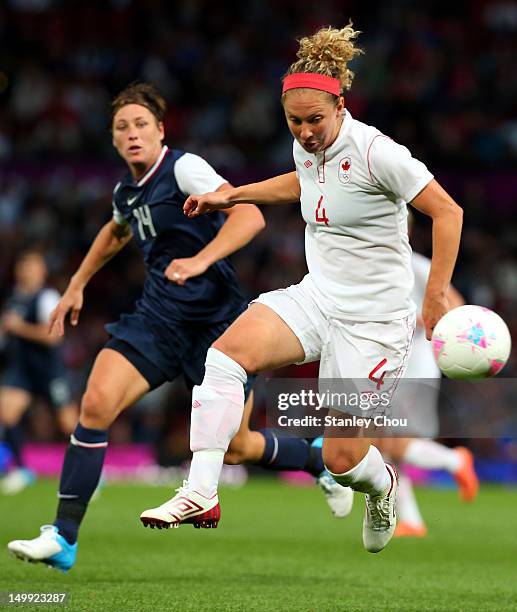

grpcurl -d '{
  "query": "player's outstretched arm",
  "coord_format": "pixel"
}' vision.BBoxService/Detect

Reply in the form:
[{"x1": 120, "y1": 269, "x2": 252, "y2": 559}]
[
  {"x1": 2, "y1": 312, "x2": 61, "y2": 346},
  {"x1": 183, "y1": 172, "x2": 300, "y2": 217},
  {"x1": 166, "y1": 183, "x2": 265, "y2": 285},
  {"x1": 411, "y1": 179, "x2": 463, "y2": 340},
  {"x1": 49, "y1": 220, "x2": 132, "y2": 336}
]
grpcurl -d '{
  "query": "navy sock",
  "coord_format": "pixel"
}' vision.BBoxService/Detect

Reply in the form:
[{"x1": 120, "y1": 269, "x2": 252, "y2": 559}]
[
  {"x1": 5, "y1": 425, "x2": 25, "y2": 468},
  {"x1": 54, "y1": 423, "x2": 108, "y2": 545},
  {"x1": 304, "y1": 443, "x2": 325, "y2": 478},
  {"x1": 257, "y1": 430, "x2": 322, "y2": 476}
]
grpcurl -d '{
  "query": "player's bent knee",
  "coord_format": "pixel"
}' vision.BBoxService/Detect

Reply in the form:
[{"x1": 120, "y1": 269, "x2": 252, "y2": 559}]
[
  {"x1": 80, "y1": 386, "x2": 118, "y2": 428},
  {"x1": 323, "y1": 455, "x2": 348, "y2": 475},
  {"x1": 211, "y1": 340, "x2": 262, "y2": 374},
  {"x1": 323, "y1": 444, "x2": 361, "y2": 475}
]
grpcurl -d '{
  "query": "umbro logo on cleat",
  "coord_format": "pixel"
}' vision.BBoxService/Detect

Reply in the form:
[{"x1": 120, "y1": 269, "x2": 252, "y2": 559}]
[{"x1": 168, "y1": 498, "x2": 203, "y2": 519}]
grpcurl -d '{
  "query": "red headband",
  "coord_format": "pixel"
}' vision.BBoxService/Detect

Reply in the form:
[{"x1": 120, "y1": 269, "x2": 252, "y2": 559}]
[{"x1": 282, "y1": 73, "x2": 341, "y2": 96}]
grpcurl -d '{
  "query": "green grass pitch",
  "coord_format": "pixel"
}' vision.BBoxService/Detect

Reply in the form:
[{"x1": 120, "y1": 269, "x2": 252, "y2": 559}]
[{"x1": 1, "y1": 479, "x2": 516, "y2": 611}]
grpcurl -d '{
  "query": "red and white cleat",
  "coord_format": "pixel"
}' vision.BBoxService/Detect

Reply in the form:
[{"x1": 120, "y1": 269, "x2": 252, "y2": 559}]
[{"x1": 140, "y1": 481, "x2": 220, "y2": 530}]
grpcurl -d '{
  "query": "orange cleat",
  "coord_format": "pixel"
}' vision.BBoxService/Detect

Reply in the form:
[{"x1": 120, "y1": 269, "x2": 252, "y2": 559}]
[
  {"x1": 453, "y1": 447, "x2": 479, "y2": 502},
  {"x1": 394, "y1": 521, "x2": 428, "y2": 538}
]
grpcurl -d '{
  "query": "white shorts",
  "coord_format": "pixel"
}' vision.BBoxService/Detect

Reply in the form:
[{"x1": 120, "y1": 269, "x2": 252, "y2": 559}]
[
  {"x1": 396, "y1": 331, "x2": 441, "y2": 436},
  {"x1": 253, "y1": 275, "x2": 415, "y2": 385},
  {"x1": 392, "y1": 379, "x2": 441, "y2": 437}
]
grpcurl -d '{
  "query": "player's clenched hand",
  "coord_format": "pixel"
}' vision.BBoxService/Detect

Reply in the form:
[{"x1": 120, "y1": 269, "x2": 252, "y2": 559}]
[
  {"x1": 48, "y1": 286, "x2": 84, "y2": 337},
  {"x1": 183, "y1": 192, "x2": 234, "y2": 218},
  {"x1": 422, "y1": 292, "x2": 449, "y2": 341},
  {"x1": 165, "y1": 256, "x2": 209, "y2": 286}
]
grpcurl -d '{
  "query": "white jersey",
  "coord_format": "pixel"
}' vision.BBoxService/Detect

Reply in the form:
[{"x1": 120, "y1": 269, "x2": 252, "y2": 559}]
[
  {"x1": 294, "y1": 110, "x2": 433, "y2": 321},
  {"x1": 36, "y1": 288, "x2": 61, "y2": 324},
  {"x1": 405, "y1": 252, "x2": 441, "y2": 378}
]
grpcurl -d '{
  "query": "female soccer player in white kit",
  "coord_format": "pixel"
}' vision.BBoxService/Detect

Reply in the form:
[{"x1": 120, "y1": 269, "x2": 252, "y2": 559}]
[{"x1": 140, "y1": 24, "x2": 463, "y2": 553}]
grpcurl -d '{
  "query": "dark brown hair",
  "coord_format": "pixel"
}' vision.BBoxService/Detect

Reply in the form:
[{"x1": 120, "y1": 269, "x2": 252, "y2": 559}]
[
  {"x1": 111, "y1": 82, "x2": 167, "y2": 123},
  {"x1": 17, "y1": 247, "x2": 46, "y2": 262}
]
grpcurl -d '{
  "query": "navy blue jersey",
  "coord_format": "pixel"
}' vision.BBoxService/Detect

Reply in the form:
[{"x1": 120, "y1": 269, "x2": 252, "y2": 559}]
[
  {"x1": 112, "y1": 146, "x2": 245, "y2": 324},
  {"x1": 2, "y1": 288, "x2": 67, "y2": 382}
]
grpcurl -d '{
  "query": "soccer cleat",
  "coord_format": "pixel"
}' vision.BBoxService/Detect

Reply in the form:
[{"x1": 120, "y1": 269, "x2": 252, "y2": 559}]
[
  {"x1": 453, "y1": 447, "x2": 479, "y2": 502},
  {"x1": 8, "y1": 525, "x2": 77, "y2": 572},
  {"x1": 363, "y1": 464, "x2": 398, "y2": 553},
  {"x1": 1, "y1": 468, "x2": 36, "y2": 495},
  {"x1": 140, "y1": 481, "x2": 220, "y2": 529},
  {"x1": 394, "y1": 521, "x2": 428, "y2": 538},
  {"x1": 317, "y1": 472, "x2": 354, "y2": 518}
]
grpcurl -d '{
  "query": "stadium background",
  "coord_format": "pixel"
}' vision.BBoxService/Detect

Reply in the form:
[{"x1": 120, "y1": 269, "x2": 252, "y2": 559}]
[{"x1": 1, "y1": 0, "x2": 517, "y2": 477}]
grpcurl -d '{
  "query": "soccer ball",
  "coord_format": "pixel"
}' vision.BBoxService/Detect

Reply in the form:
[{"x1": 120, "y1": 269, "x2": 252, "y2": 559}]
[{"x1": 432, "y1": 305, "x2": 512, "y2": 379}]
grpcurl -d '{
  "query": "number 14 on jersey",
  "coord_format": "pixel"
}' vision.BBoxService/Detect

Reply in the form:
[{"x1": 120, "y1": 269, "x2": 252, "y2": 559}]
[{"x1": 133, "y1": 204, "x2": 157, "y2": 240}]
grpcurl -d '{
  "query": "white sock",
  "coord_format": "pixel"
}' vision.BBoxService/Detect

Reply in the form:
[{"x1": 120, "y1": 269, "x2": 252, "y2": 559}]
[
  {"x1": 403, "y1": 439, "x2": 461, "y2": 473},
  {"x1": 327, "y1": 445, "x2": 390, "y2": 496},
  {"x1": 188, "y1": 449, "x2": 225, "y2": 498},
  {"x1": 396, "y1": 473, "x2": 424, "y2": 526},
  {"x1": 188, "y1": 348, "x2": 247, "y2": 498}
]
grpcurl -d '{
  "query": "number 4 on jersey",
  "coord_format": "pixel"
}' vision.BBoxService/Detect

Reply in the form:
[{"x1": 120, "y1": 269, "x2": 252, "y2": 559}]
[{"x1": 315, "y1": 196, "x2": 329, "y2": 226}]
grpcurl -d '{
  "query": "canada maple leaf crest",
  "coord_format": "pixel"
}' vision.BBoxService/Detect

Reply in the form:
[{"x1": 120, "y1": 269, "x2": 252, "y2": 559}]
[{"x1": 338, "y1": 157, "x2": 351, "y2": 183}]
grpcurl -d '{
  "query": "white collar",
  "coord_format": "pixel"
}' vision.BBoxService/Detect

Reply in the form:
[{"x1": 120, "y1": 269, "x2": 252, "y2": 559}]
[{"x1": 136, "y1": 145, "x2": 168, "y2": 187}]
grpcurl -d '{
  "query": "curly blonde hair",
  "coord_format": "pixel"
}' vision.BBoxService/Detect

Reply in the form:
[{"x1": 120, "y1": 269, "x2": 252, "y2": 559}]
[{"x1": 284, "y1": 23, "x2": 363, "y2": 94}]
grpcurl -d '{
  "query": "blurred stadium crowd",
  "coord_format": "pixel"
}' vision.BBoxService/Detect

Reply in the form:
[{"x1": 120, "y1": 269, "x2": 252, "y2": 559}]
[{"x1": 1, "y1": 0, "x2": 517, "y2": 461}]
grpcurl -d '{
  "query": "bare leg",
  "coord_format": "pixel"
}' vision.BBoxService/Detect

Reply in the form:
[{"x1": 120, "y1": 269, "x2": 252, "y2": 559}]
[
  {"x1": 0, "y1": 387, "x2": 32, "y2": 428},
  {"x1": 54, "y1": 348, "x2": 151, "y2": 544},
  {"x1": 374, "y1": 437, "x2": 413, "y2": 463},
  {"x1": 79, "y1": 349, "x2": 150, "y2": 429},
  {"x1": 213, "y1": 303, "x2": 305, "y2": 371},
  {"x1": 56, "y1": 402, "x2": 79, "y2": 437}
]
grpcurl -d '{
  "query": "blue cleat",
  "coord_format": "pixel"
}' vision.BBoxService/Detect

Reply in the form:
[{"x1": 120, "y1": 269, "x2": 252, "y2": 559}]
[
  {"x1": 317, "y1": 471, "x2": 354, "y2": 517},
  {"x1": 8, "y1": 525, "x2": 77, "y2": 572},
  {"x1": 312, "y1": 438, "x2": 354, "y2": 518}
]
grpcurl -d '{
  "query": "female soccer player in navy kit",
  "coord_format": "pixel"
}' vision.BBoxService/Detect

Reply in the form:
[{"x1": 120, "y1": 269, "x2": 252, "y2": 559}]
[
  {"x1": 142, "y1": 25, "x2": 463, "y2": 554},
  {"x1": 0, "y1": 250, "x2": 78, "y2": 495},
  {"x1": 7, "y1": 82, "x2": 268, "y2": 571}
]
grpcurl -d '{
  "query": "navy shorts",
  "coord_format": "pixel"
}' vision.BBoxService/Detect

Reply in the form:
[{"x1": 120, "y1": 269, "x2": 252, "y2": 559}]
[
  {"x1": 1, "y1": 365, "x2": 72, "y2": 409},
  {"x1": 105, "y1": 307, "x2": 255, "y2": 398}
]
